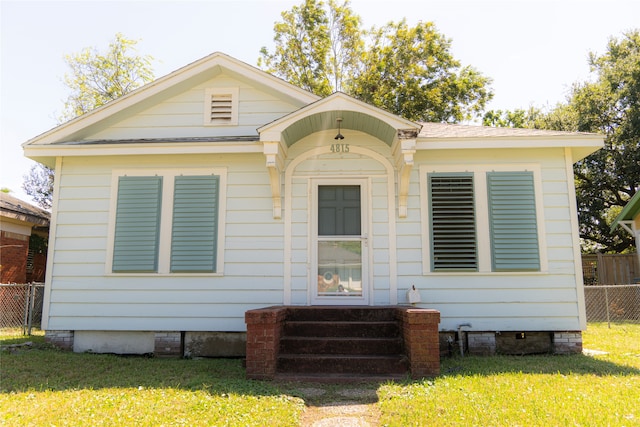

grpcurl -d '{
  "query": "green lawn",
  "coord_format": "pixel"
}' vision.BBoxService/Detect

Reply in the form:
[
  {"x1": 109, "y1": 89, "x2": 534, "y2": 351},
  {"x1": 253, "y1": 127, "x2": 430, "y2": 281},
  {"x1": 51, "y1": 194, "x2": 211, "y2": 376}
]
[{"x1": 1, "y1": 323, "x2": 638, "y2": 426}]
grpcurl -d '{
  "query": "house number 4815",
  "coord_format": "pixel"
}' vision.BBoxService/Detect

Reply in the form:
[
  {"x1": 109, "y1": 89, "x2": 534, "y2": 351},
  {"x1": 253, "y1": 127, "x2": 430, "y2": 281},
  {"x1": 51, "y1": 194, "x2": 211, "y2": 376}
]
[{"x1": 330, "y1": 144, "x2": 349, "y2": 153}]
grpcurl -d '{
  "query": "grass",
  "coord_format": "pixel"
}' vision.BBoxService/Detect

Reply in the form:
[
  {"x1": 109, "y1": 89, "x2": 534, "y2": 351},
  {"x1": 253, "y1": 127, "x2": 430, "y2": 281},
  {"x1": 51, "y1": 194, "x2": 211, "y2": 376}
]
[
  {"x1": 1, "y1": 323, "x2": 639, "y2": 426},
  {"x1": 378, "y1": 322, "x2": 640, "y2": 426},
  {"x1": 0, "y1": 331, "x2": 303, "y2": 426}
]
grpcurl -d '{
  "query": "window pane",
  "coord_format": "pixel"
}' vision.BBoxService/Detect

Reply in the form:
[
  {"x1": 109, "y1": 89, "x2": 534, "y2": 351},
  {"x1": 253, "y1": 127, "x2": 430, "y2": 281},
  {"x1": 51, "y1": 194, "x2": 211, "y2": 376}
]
[
  {"x1": 317, "y1": 241, "x2": 362, "y2": 297},
  {"x1": 318, "y1": 185, "x2": 361, "y2": 236}
]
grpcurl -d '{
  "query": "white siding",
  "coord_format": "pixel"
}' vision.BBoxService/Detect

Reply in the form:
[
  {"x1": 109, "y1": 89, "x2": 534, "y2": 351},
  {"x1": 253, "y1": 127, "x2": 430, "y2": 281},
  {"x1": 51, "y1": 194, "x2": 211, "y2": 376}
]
[
  {"x1": 47, "y1": 154, "x2": 283, "y2": 331},
  {"x1": 48, "y1": 138, "x2": 583, "y2": 334},
  {"x1": 88, "y1": 73, "x2": 301, "y2": 140},
  {"x1": 407, "y1": 147, "x2": 581, "y2": 331}
]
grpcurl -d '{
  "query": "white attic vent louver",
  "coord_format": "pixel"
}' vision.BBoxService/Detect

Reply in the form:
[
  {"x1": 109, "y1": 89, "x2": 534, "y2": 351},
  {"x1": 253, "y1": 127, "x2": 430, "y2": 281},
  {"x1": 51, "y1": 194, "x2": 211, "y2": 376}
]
[
  {"x1": 210, "y1": 94, "x2": 232, "y2": 122},
  {"x1": 204, "y1": 87, "x2": 238, "y2": 126}
]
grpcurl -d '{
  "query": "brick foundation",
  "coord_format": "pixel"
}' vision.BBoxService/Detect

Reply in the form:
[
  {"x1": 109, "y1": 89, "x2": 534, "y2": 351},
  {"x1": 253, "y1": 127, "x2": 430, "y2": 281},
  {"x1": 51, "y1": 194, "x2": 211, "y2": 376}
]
[
  {"x1": 395, "y1": 307, "x2": 441, "y2": 378},
  {"x1": 154, "y1": 332, "x2": 182, "y2": 356},
  {"x1": 468, "y1": 332, "x2": 497, "y2": 356},
  {"x1": 45, "y1": 330, "x2": 74, "y2": 350},
  {"x1": 553, "y1": 331, "x2": 583, "y2": 354}
]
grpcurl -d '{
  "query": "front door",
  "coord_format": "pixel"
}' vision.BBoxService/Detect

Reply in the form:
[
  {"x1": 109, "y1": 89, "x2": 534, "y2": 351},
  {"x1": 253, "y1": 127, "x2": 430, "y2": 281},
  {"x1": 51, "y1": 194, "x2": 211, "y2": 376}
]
[{"x1": 312, "y1": 180, "x2": 368, "y2": 305}]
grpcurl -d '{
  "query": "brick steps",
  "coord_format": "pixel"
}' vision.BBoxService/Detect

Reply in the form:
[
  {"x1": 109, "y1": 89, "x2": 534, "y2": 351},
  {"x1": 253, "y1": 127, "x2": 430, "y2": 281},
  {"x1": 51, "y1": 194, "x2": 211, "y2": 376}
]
[
  {"x1": 283, "y1": 321, "x2": 399, "y2": 338},
  {"x1": 280, "y1": 336, "x2": 403, "y2": 355},
  {"x1": 244, "y1": 306, "x2": 441, "y2": 380},
  {"x1": 278, "y1": 354, "x2": 409, "y2": 375},
  {"x1": 273, "y1": 372, "x2": 408, "y2": 383},
  {"x1": 276, "y1": 307, "x2": 408, "y2": 379}
]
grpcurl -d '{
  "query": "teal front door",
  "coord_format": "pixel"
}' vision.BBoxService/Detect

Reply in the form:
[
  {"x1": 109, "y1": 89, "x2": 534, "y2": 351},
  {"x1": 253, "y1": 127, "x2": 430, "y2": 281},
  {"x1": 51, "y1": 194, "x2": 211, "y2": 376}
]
[{"x1": 313, "y1": 180, "x2": 368, "y2": 304}]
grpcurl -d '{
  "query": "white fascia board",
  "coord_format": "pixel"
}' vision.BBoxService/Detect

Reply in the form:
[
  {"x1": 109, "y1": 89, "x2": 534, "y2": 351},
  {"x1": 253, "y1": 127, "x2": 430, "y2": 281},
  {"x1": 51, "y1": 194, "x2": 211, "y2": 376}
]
[
  {"x1": 415, "y1": 135, "x2": 603, "y2": 153},
  {"x1": 23, "y1": 141, "x2": 263, "y2": 159}
]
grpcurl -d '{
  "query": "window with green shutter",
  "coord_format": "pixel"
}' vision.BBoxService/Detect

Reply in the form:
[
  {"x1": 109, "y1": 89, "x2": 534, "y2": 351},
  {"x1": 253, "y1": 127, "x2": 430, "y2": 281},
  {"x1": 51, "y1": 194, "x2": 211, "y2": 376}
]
[
  {"x1": 428, "y1": 174, "x2": 478, "y2": 271},
  {"x1": 112, "y1": 176, "x2": 162, "y2": 272},
  {"x1": 487, "y1": 171, "x2": 540, "y2": 271},
  {"x1": 170, "y1": 175, "x2": 219, "y2": 272}
]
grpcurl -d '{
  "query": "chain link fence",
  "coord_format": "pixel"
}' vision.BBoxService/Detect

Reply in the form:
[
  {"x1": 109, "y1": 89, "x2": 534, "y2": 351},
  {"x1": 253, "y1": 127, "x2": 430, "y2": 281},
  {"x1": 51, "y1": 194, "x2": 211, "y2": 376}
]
[
  {"x1": 582, "y1": 253, "x2": 640, "y2": 325},
  {"x1": 584, "y1": 284, "x2": 640, "y2": 325},
  {"x1": 0, "y1": 283, "x2": 45, "y2": 334}
]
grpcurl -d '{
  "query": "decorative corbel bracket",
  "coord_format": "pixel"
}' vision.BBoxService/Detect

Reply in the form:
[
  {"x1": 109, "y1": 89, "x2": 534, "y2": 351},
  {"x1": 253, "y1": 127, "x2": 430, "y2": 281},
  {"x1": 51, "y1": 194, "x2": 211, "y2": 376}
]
[
  {"x1": 394, "y1": 135, "x2": 417, "y2": 218},
  {"x1": 263, "y1": 141, "x2": 285, "y2": 219}
]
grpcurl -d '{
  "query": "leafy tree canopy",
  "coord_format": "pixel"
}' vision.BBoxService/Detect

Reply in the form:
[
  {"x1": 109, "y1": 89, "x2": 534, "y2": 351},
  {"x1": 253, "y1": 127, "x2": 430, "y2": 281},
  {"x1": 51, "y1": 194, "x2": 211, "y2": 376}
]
[
  {"x1": 59, "y1": 32, "x2": 155, "y2": 122},
  {"x1": 260, "y1": 0, "x2": 493, "y2": 122},
  {"x1": 24, "y1": 34, "x2": 155, "y2": 209},
  {"x1": 484, "y1": 30, "x2": 640, "y2": 253},
  {"x1": 22, "y1": 164, "x2": 54, "y2": 210}
]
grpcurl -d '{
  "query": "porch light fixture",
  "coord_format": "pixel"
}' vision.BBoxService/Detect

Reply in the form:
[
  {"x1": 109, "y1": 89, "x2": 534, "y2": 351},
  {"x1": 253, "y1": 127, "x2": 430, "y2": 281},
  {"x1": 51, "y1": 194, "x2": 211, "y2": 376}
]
[{"x1": 334, "y1": 117, "x2": 345, "y2": 140}]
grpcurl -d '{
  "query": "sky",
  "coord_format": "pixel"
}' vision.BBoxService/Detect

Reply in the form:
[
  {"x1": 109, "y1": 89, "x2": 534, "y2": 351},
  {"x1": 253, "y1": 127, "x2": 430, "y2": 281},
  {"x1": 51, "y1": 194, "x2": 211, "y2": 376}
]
[{"x1": 1, "y1": 0, "x2": 639, "y2": 203}]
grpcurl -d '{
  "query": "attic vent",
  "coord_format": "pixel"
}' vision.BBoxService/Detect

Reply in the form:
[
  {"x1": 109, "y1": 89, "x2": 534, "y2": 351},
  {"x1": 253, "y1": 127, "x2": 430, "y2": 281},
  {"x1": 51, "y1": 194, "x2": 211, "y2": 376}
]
[
  {"x1": 204, "y1": 87, "x2": 238, "y2": 126},
  {"x1": 210, "y1": 94, "x2": 232, "y2": 122}
]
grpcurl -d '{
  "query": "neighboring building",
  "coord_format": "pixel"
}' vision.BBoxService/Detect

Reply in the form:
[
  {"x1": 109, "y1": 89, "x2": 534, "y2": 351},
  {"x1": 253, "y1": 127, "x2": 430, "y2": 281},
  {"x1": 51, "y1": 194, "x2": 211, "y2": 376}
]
[
  {"x1": 611, "y1": 190, "x2": 640, "y2": 269},
  {"x1": 0, "y1": 192, "x2": 50, "y2": 283},
  {"x1": 22, "y1": 52, "x2": 603, "y2": 356}
]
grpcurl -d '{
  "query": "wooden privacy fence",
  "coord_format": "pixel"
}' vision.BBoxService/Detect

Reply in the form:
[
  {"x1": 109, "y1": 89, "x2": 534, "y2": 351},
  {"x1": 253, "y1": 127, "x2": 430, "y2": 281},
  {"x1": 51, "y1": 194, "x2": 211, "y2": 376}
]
[
  {"x1": 582, "y1": 253, "x2": 640, "y2": 325},
  {"x1": 582, "y1": 253, "x2": 639, "y2": 285}
]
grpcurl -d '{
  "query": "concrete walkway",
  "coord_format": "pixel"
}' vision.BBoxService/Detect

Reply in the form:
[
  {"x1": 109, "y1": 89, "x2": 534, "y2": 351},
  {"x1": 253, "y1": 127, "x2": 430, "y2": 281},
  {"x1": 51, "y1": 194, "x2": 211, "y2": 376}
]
[{"x1": 296, "y1": 386, "x2": 381, "y2": 426}]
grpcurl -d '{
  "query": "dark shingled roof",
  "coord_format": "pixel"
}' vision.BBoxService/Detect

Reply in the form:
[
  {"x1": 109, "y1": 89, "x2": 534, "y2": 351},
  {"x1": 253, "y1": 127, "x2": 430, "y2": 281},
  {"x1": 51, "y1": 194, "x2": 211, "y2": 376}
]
[
  {"x1": 0, "y1": 192, "x2": 50, "y2": 226},
  {"x1": 417, "y1": 122, "x2": 593, "y2": 138}
]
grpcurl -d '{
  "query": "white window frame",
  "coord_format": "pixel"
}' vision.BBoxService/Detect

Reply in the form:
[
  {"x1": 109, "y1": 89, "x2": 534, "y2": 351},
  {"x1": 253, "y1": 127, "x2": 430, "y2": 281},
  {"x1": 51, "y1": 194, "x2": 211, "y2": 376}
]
[
  {"x1": 105, "y1": 168, "x2": 227, "y2": 276},
  {"x1": 419, "y1": 164, "x2": 548, "y2": 275},
  {"x1": 203, "y1": 87, "x2": 239, "y2": 126}
]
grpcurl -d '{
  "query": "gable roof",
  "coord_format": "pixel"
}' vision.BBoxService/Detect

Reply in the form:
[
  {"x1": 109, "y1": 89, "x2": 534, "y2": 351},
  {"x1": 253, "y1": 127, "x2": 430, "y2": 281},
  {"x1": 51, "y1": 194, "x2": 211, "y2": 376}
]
[
  {"x1": 23, "y1": 52, "x2": 320, "y2": 147},
  {"x1": 22, "y1": 51, "x2": 603, "y2": 167},
  {"x1": 611, "y1": 190, "x2": 640, "y2": 231}
]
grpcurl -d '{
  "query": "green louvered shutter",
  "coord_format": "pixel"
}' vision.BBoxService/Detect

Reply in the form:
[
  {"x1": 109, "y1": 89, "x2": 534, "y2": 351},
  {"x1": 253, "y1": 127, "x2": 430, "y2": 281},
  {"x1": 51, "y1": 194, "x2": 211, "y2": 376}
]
[
  {"x1": 113, "y1": 176, "x2": 162, "y2": 272},
  {"x1": 429, "y1": 174, "x2": 478, "y2": 271},
  {"x1": 487, "y1": 172, "x2": 540, "y2": 271},
  {"x1": 171, "y1": 175, "x2": 219, "y2": 272}
]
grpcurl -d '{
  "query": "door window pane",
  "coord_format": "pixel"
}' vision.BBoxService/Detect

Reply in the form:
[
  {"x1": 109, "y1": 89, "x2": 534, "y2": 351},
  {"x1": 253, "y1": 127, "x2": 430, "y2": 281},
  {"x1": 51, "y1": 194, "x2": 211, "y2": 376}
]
[{"x1": 317, "y1": 241, "x2": 362, "y2": 297}]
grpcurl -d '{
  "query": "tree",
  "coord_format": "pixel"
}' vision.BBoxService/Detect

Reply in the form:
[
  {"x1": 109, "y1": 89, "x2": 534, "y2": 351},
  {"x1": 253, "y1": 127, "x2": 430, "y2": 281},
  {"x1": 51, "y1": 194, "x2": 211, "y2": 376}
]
[
  {"x1": 23, "y1": 164, "x2": 54, "y2": 210},
  {"x1": 260, "y1": 1, "x2": 493, "y2": 122},
  {"x1": 506, "y1": 31, "x2": 639, "y2": 253},
  {"x1": 568, "y1": 30, "x2": 640, "y2": 253},
  {"x1": 351, "y1": 20, "x2": 492, "y2": 122},
  {"x1": 24, "y1": 34, "x2": 155, "y2": 209},
  {"x1": 259, "y1": 0, "x2": 362, "y2": 96},
  {"x1": 59, "y1": 32, "x2": 155, "y2": 121},
  {"x1": 482, "y1": 107, "x2": 542, "y2": 128}
]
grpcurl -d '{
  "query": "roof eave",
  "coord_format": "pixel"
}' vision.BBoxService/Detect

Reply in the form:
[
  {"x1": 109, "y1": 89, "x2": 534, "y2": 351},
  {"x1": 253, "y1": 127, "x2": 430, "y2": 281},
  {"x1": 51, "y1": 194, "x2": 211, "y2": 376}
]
[{"x1": 611, "y1": 190, "x2": 640, "y2": 231}]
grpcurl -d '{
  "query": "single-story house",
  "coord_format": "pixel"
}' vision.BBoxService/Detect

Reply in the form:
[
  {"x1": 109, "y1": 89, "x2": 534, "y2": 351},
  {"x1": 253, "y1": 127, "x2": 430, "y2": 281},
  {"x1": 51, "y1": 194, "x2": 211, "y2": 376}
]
[
  {"x1": 23, "y1": 52, "x2": 603, "y2": 357},
  {"x1": 0, "y1": 192, "x2": 49, "y2": 284}
]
